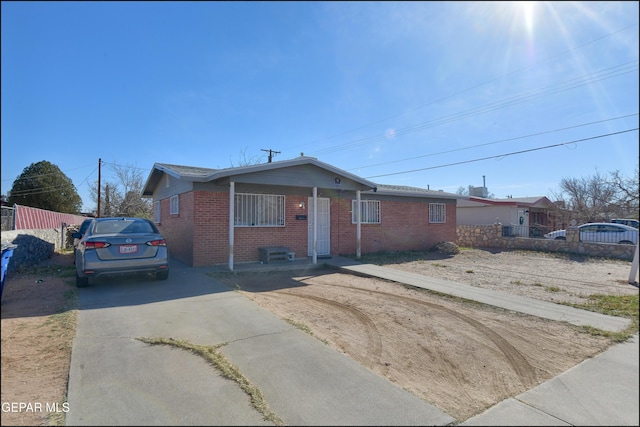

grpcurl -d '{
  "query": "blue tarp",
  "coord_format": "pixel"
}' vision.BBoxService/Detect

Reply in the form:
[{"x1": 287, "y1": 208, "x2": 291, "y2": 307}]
[{"x1": 1, "y1": 243, "x2": 17, "y2": 300}]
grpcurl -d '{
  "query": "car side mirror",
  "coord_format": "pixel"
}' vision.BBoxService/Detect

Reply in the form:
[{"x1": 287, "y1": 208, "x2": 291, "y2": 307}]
[{"x1": 71, "y1": 232, "x2": 82, "y2": 239}]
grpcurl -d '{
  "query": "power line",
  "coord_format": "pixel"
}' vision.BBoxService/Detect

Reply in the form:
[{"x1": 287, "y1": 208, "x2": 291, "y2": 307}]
[
  {"x1": 8, "y1": 183, "x2": 84, "y2": 197},
  {"x1": 309, "y1": 61, "x2": 638, "y2": 157},
  {"x1": 350, "y1": 113, "x2": 639, "y2": 171},
  {"x1": 100, "y1": 160, "x2": 152, "y2": 172},
  {"x1": 7, "y1": 166, "x2": 98, "y2": 197},
  {"x1": 261, "y1": 149, "x2": 281, "y2": 163},
  {"x1": 284, "y1": 23, "x2": 639, "y2": 153},
  {"x1": 364, "y1": 128, "x2": 639, "y2": 179},
  {"x1": 1, "y1": 163, "x2": 96, "y2": 182}
]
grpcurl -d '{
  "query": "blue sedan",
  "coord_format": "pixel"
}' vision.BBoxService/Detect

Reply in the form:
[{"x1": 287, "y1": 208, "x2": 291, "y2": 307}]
[{"x1": 73, "y1": 217, "x2": 169, "y2": 287}]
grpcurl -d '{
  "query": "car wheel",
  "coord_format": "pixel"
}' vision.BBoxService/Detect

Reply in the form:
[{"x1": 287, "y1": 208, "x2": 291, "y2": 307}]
[
  {"x1": 555, "y1": 236, "x2": 566, "y2": 240},
  {"x1": 76, "y1": 272, "x2": 89, "y2": 288},
  {"x1": 618, "y1": 240, "x2": 633, "y2": 245},
  {"x1": 156, "y1": 271, "x2": 169, "y2": 281}
]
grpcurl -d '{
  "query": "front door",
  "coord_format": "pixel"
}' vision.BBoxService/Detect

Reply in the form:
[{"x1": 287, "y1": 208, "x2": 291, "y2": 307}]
[{"x1": 308, "y1": 197, "x2": 330, "y2": 256}]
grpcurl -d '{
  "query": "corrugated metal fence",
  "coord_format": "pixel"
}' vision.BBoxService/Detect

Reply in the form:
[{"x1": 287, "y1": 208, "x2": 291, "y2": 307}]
[{"x1": 3, "y1": 204, "x2": 88, "y2": 230}]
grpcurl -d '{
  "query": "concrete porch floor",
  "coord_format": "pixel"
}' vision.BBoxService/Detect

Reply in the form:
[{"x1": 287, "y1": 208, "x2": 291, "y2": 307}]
[{"x1": 207, "y1": 255, "x2": 363, "y2": 274}]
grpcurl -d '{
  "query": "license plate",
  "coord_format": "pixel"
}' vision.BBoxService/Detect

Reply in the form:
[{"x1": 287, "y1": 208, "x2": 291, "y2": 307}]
[{"x1": 119, "y1": 245, "x2": 138, "y2": 254}]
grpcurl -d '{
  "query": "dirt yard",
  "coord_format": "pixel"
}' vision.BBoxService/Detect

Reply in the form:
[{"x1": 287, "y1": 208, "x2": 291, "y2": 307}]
[
  {"x1": 216, "y1": 249, "x2": 638, "y2": 422},
  {"x1": 1, "y1": 248, "x2": 638, "y2": 425},
  {"x1": 1, "y1": 253, "x2": 77, "y2": 426}
]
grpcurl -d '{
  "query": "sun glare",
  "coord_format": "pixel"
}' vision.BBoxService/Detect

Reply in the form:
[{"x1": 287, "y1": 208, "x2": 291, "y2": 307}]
[{"x1": 520, "y1": 1, "x2": 536, "y2": 35}]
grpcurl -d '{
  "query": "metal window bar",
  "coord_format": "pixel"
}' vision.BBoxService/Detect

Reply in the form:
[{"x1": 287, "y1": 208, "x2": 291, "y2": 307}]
[
  {"x1": 154, "y1": 201, "x2": 161, "y2": 223},
  {"x1": 429, "y1": 203, "x2": 446, "y2": 223},
  {"x1": 235, "y1": 194, "x2": 285, "y2": 227},
  {"x1": 352, "y1": 200, "x2": 380, "y2": 224},
  {"x1": 170, "y1": 195, "x2": 179, "y2": 215}
]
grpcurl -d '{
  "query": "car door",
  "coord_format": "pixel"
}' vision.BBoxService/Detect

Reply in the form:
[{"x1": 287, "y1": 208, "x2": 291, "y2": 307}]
[
  {"x1": 599, "y1": 224, "x2": 622, "y2": 243},
  {"x1": 579, "y1": 224, "x2": 599, "y2": 242}
]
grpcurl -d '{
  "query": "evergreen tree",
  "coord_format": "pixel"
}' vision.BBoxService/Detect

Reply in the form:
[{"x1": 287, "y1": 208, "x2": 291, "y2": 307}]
[{"x1": 7, "y1": 161, "x2": 82, "y2": 214}]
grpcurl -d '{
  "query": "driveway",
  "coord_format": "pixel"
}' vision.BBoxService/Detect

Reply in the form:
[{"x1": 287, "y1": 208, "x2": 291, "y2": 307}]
[{"x1": 65, "y1": 259, "x2": 454, "y2": 426}]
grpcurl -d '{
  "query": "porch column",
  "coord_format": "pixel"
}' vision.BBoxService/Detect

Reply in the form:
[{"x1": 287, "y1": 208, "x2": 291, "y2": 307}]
[
  {"x1": 228, "y1": 181, "x2": 235, "y2": 271},
  {"x1": 356, "y1": 190, "x2": 361, "y2": 260},
  {"x1": 312, "y1": 187, "x2": 317, "y2": 264}
]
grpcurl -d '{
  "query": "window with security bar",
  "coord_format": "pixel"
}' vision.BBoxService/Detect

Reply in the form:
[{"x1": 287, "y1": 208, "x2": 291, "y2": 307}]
[
  {"x1": 429, "y1": 203, "x2": 446, "y2": 223},
  {"x1": 170, "y1": 195, "x2": 179, "y2": 215},
  {"x1": 154, "y1": 201, "x2": 161, "y2": 223},
  {"x1": 235, "y1": 193, "x2": 285, "y2": 227},
  {"x1": 352, "y1": 200, "x2": 381, "y2": 224}
]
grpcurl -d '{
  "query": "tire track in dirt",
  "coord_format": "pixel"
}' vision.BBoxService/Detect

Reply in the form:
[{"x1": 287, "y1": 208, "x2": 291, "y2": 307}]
[
  {"x1": 417, "y1": 337, "x2": 476, "y2": 403},
  {"x1": 309, "y1": 280, "x2": 538, "y2": 389},
  {"x1": 276, "y1": 290, "x2": 384, "y2": 370}
]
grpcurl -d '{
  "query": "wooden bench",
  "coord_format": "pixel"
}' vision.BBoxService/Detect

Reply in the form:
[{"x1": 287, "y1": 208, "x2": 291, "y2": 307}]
[{"x1": 259, "y1": 246, "x2": 291, "y2": 264}]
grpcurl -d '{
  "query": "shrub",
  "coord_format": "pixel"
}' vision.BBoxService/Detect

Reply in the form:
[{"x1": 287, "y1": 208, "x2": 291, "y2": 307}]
[{"x1": 433, "y1": 241, "x2": 460, "y2": 255}]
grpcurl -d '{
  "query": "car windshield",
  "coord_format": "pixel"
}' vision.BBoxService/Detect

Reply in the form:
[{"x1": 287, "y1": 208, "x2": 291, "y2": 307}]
[{"x1": 94, "y1": 220, "x2": 154, "y2": 235}]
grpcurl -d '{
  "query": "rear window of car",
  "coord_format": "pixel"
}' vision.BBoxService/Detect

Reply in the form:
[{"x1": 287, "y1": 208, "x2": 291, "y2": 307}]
[
  {"x1": 94, "y1": 220, "x2": 155, "y2": 234},
  {"x1": 611, "y1": 219, "x2": 639, "y2": 228},
  {"x1": 79, "y1": 219, "x2": 93, "y2": 234}
]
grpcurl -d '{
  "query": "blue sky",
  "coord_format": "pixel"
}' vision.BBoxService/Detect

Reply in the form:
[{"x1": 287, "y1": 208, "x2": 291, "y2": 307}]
[{"x1": 2, "y1": 1, "x2": 638, "y2": 212}]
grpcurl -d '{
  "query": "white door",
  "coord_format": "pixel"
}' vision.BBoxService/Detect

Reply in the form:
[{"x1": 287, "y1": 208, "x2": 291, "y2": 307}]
[{"x1": 308, "y1": 197, "x2": 330, "y2": 256}]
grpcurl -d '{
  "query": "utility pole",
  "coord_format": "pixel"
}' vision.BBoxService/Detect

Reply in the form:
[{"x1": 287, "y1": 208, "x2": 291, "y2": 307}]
[
  {"x1": 261, "y1": 149, "x2": 280, "y2": 163},
  {"x1": 97, "y1": 158, "x2": 102, "y2": 218}
]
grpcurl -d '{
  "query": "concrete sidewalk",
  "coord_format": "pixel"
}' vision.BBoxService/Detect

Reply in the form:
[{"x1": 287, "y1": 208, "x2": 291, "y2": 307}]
[{"x1": 462, "y1": 334, "x2": 639, "y2": 426}]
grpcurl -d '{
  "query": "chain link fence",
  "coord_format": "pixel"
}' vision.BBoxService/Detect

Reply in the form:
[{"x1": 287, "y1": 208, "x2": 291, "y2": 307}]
[{"x1": 1, "y1": 206, "x2": 15, "y2": 231}]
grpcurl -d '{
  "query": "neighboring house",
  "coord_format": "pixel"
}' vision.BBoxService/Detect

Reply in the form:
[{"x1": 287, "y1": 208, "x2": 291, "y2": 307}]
[
  {"x1": 457, "y1": 196, "x2": 565, "y2": 237},
  {"x1": 142, "y1": 156, "x2": 461, "y2": 269}
]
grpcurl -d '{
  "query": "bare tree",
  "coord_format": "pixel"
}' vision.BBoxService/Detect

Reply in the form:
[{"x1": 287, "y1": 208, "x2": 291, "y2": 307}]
[
  {"x1": 229, "y1": 147, "x2": 266, "y2": 167},
  {"x1": 89, "y1": 179, "x2": 120, "y2": 216},
  {"x1": 610, "y1": 167, "x2": 640, "y2": 218},
  {"x1": 89, "y1": 163, "x2": 152, "y2": 218},
  {"x1": 112, "y1": 163, "x2": 151, "y2": 217},
  {"x1": 552, "y1": 168, "x2": 638, "y2": 224}
]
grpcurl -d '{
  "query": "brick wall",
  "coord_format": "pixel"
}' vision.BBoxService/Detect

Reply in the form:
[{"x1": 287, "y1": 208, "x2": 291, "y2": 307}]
[
  {"x1": 331, "y1": 198, "x2": 457, "y2": 255},
  {"x1": 158, "y1": 190, "x2": 460, "y2": 267},
  {"x1": 189, "y1": 193, "x2": 310, "y2": 266},
  {"x1": 193, "y1": 191, "x2": 228, "y2": 266},
  {"x1": 155, "y1": 192, "x2": 195, "y2": 266}
]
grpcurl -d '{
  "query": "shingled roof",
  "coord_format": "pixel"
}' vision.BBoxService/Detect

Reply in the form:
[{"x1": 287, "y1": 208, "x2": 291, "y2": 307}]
[{"x1": 143, "y1": 157, "x2": 462, "y2": 200}]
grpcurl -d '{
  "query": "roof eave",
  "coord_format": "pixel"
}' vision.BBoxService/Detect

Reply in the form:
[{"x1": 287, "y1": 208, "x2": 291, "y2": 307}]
[{"x1": 204, "y1": 157, "x2": 377, "y2": 190}]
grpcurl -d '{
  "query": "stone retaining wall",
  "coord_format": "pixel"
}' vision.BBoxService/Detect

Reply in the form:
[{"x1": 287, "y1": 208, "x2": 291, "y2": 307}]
[
  {"x1": 1, "y1": 227, "x2": 71, "y2": 273},
  {"x1": 456, "y1": 224, "x2": 636, "y2": 261}
]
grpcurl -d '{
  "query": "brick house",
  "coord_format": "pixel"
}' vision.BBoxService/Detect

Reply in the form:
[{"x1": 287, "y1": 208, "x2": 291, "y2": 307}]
[{"x1": 142, "y1": 156, "x2": 461, "y2": 270}]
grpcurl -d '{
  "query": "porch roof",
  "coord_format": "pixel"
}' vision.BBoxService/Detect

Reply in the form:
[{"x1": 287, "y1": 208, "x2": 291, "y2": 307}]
[
  {"x1": 459, "y1": 196, "x2": 556, "y2": 208},
  {"x1": 374, "y1": 184, "x2": 462, "y2": 200},
  {"x1": 143, "y1": 156, "x2": 377, "y2": 196},
  {"x1": 143, "y1": 157, "x2": 464, "y2": 201}
]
